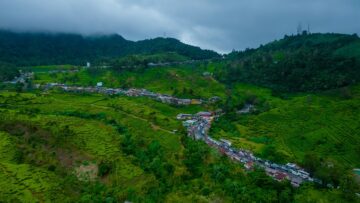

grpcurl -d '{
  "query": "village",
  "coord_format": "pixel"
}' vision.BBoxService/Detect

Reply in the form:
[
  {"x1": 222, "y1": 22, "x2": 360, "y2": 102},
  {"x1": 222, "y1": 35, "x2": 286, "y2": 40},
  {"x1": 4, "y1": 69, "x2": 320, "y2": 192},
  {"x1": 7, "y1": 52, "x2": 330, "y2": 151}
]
[
  {"x1": 5, "y1": 72, "x2": 319, "y2": 187},
  {"x1": 177, "y1": 111, "x2": 320, "y2": 187},
  {"x1": 38, "y1": 82, "x2": 205, "y2": 106}
]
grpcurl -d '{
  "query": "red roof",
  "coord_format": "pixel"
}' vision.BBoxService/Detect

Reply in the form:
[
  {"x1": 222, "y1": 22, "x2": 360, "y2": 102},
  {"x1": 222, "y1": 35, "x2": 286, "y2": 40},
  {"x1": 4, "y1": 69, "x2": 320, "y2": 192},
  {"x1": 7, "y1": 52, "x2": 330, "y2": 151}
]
[{"x1": 275, "y1": 172, "x2": 288, "y2": 181}]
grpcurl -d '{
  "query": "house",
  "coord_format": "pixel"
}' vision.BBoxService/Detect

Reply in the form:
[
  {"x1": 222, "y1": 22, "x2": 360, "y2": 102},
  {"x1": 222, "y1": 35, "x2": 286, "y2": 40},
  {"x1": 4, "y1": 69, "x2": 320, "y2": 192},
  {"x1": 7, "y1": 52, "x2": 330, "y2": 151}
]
[
  {"x1": 209, "y1": 96, "x2": 221, "y2": 103},
  {"x1": 196, "y1": 112, "x2": 212, "y2": 117},
  {"x1": 191, "y1": 99, "x2": 202, "y2": 105},
  {"x1": 96, "y1": 82, "x2": 103, "y2": 87},
  {"x1": 220, "y1": 139, "x2": 232, "y2": 147},
  {"x1": 245, "y1": 161, "x2": 254, "y2": 170},
  {"x1": 183, "y1": 120, "x2": 197, "y2": 127},
  {"x1": 177, "y1": 99, "x2": 192, "y2": 105},
  {"x1": 202, "y1": 72, "x2": 212, "y2": 77},
  {"x1": 274, "y1": 172, "x2": 289, "y2": 181},
  {"x1": 237, "y1": 104, "x2": 254, "y2": 114},
  {"x1": 148, "y1": 62, "x2": 157, "y2": 67},
  {"x1": 176, "y1": 114, "x2": 193, "y2": 120},
  {"x1": 126, "y1": 88, "x2": 142, "y2": 97},
  {"x1": 291, "y1": 178, "x2": 303, "y2": 187},
  {"x1": 86, "y1": 62, "x2": 91, "y2": 68}
]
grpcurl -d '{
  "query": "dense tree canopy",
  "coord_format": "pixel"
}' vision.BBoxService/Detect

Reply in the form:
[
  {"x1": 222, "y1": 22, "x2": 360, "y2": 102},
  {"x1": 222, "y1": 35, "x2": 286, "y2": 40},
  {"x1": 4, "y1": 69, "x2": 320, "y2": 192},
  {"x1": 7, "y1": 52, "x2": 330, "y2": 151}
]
[
  {"x1": 0, "y1": 30, "x2": 219, "y2": 66},
  {"x1": 0, "y1": 62, "x2": 18, "y2": 82},
  {"x1": 217, "y1": 33, "x2": 360, "y2": 92}
]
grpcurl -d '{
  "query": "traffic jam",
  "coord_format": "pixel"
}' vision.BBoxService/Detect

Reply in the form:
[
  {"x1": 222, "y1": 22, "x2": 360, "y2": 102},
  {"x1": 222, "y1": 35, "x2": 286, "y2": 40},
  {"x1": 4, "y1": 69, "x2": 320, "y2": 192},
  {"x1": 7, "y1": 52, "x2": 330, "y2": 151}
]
[{"x1": 178, "y1": 111, "x2": 319, "y2": 187}]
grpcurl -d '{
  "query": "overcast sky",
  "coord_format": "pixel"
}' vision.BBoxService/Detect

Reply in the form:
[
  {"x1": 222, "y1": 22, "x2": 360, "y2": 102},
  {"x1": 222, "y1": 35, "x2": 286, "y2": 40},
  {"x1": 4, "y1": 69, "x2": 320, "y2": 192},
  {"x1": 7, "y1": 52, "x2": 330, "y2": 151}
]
[{"x1": 0, "y1": 0, "x2": 359, "y2": 53}]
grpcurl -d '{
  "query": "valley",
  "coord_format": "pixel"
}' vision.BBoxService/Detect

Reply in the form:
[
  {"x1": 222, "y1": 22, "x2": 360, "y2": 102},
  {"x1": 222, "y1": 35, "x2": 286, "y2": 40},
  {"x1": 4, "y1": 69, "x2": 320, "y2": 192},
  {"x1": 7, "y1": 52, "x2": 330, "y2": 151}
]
[{"x1": 0, "y1": 32, "x2": 359, "y2": 202}]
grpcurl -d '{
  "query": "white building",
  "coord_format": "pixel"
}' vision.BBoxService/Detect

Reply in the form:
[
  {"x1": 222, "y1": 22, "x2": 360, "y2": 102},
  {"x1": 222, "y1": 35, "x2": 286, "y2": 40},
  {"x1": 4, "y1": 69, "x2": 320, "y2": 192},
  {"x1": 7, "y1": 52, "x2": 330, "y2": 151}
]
[{"x1": 96, "y1": 82, "x2": 103, "y2": 87}]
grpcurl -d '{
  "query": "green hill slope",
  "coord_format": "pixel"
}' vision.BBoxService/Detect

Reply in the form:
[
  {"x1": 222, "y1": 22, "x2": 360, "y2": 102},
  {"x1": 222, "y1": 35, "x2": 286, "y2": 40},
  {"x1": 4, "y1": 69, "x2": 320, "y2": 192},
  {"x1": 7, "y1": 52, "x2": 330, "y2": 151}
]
[
  {"x1": 218, "y1": 33, "x2": 360, "y2": 92},
  {"x1": 0, "y1": 30, "x2": 219, "y2": 66}
]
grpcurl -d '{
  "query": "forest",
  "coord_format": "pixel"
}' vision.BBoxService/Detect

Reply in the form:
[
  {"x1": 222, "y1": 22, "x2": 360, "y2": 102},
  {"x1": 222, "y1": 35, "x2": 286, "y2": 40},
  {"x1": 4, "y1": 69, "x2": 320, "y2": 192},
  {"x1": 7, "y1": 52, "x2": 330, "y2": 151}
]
[
  {"x1": 0, "y1": 32, "x2": 359, "y2": 202},
  {"x1": 0, "y1": 30, "x2": 219, "y2": 66},
  {"x1": 216, "y1": 33, "x2": 360, "y2": 92}
]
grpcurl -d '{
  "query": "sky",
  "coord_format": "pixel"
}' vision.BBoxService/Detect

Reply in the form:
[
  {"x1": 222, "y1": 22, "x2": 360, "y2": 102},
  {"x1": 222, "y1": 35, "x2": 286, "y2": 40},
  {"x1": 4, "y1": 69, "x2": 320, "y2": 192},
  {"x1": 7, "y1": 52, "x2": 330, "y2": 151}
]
[{"x1": 0, "y1": 0, "x2": 359, "y2": 53}]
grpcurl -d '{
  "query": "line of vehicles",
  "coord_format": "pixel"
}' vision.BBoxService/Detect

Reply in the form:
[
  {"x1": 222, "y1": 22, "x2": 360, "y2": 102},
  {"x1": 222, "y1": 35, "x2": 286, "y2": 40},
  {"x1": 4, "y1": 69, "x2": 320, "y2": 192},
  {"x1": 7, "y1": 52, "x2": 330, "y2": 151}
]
[
  {"x1": 40, "y1": 83, "x2": 202, "y2": 106},
  {"x1": 180, "y1": 112, "x2": 319, "y2": 187}
]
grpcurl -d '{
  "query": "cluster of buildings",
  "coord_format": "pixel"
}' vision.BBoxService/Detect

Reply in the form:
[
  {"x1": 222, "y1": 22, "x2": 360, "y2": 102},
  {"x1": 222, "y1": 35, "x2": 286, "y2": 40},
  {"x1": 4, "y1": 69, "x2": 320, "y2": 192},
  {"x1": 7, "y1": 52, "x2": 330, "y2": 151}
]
[
  {"x1": 179, "y1": 111, "x2": 318, "y2": 187},
  {"x1": 40, "y1": 83, "x2": 203, "y2": 106},
  {"x1": 147, "y1": 59, "x2": 212, "y2": 67},
  {"x1": 48, "y1": 69, "x2": 79, "y2": 74},
  {"x1": 4, "y1": 71, "x2": 34, "y2": 84},
  {"x1": 125, "y1": 88, "x2": 203, "y2": 105},
  {"x1": 180, "y1": 111, "x2": 214, "y2": 140},
  {"x1": 237, "y1": 103, "x2": 255, "y2": 114}
]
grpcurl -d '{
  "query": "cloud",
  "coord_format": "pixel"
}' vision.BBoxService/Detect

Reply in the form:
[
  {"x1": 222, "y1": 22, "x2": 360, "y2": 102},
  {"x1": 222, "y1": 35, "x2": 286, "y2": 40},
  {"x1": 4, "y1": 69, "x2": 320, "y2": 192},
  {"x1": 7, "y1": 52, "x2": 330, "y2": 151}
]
[{"x1": 0, "y1": 0, "x2": 359, "y2": 53}]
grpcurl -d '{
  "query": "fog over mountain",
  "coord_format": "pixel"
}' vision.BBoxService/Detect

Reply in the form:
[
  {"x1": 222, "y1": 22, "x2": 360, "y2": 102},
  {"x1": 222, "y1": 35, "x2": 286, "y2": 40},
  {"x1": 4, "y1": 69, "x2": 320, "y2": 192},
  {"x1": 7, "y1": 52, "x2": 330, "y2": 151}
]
[{"x1": 0, "y1": 0, "x2": 359, "y2": 53}]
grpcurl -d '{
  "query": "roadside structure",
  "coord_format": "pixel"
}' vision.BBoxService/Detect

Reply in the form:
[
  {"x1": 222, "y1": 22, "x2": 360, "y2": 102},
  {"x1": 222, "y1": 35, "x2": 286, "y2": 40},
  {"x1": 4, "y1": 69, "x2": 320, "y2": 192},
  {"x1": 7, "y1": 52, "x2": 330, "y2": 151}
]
[{"x1": 180, "y1": 111, "x2": 317, "y2": 187}]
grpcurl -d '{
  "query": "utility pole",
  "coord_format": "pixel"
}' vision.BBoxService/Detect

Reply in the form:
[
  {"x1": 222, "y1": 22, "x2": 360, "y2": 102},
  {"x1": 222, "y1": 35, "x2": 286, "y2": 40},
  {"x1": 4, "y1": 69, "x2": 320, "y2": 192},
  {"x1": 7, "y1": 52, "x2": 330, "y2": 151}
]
[{"x1": 297, "y1": 22, "x2": 303, "y2": 35}]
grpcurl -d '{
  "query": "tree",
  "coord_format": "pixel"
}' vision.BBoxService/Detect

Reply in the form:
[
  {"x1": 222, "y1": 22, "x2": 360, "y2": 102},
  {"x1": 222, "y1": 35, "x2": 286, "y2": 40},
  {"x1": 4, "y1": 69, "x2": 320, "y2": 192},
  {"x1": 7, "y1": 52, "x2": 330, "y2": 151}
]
[
  {"x1": 15, "y1": 82, "x2": 24, "y2": 93},
  {"x1": 340, "y1": 173, "x2": 360, "y2": 201},
  {"x1": 98, "y1": 161, "x2": 112, "y2": 177},
  {"x1": 121, "y1": 133, "x2": 135, "y2": 155}
]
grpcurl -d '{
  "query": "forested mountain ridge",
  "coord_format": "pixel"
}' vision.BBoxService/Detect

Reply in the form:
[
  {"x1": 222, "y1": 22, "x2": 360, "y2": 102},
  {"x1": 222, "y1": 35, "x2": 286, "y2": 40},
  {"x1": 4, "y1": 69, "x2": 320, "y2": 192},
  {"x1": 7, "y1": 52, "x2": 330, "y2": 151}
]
[
  {"x1": 0, "y1": 30, "x2": 219, "y2": 66},
  {"x1": 217, "y1": 33, "x2": 360, "y2": 92}
]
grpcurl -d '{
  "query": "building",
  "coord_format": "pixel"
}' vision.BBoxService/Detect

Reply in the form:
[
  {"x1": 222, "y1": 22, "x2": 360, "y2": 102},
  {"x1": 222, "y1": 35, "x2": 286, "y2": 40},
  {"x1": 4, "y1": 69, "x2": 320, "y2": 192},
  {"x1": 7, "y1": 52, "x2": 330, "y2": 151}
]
[
  {"x1": 191, "y1": 99, "x2": 202, "y2": 105},
  {"x1": 202, "y1": 72, "x2": 212, "y2": 77},
  {"x1": 245, "y1": 161, "x2": 254, "y2": 170},
  {"x1": 209, "y1": 96, "x2": 221, "y2": 103},
  {"x1": 183, "y1": 120, "x2": 197, "y2": 127},
  {"x1": 86, "y1": 62, "x2": 91, "y2": 68},
  {"x1": 275, "y1": 172, "x2": 289, "y2": 181},
  {"x1": 177, "y1": 99, "x2": 192, "y2": 105},
  {"x1": 96, "y1": 82, "x2": 103, "y2": 87},
  {"x1": 196, "y1": 112, "x2": 212, "y2": 117},
  {"x1": 219, "y1": 139, "x2": 232, "y2": 147},
  {"x1": 176, "y1": 114, "x2": 193, "y2": 120}
]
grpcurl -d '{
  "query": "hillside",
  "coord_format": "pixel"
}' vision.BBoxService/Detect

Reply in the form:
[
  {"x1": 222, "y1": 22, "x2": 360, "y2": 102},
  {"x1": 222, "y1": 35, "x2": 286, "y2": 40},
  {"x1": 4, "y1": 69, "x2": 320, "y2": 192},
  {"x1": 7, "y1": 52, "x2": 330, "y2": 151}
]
[
  {"x1": 0, "y1": 30, "x2": 219, "y2": 66},
  {"x1": 1, "y1": 33, "x2": 360, "y2": 202},
  {"x1": 217, "y1": 33, "x2": 360, "y2": 92}
]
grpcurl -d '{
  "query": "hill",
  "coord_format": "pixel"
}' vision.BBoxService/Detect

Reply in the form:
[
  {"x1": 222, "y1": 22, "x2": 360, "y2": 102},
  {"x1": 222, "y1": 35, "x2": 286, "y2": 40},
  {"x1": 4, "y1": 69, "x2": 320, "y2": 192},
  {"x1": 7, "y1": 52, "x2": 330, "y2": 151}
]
[
  {"x1": 217, "y1": 33, "x2": 360, "y2": 92},
  {"x1": 0, "y1": 30, "x2": 219, "y2": 66},
  {"x1": 1, "y1": 33, "x2": 359, "y2": 202}
]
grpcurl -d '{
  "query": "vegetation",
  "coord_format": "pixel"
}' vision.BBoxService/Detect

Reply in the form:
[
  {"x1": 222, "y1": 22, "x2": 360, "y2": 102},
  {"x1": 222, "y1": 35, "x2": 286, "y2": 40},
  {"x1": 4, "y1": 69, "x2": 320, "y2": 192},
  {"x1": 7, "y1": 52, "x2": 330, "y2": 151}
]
[
  {"x1": 0, "y1": 62, "x2": 18, "y2": 82},
  {"x1": 217, "y1": 33, "x2": 360, "y2": 92},
  {"x1": 0, "y1": 92, "x2": 325, "y2": 202},
  {"x1": 110, "y1": 52, "x2": 190, "y2": 72},
  {"x1": 0, "y1": 30, "x2": 219, "y2": 66},
  {"x1": 0, "y1": 32, "x2": 359, "y2": 202}
]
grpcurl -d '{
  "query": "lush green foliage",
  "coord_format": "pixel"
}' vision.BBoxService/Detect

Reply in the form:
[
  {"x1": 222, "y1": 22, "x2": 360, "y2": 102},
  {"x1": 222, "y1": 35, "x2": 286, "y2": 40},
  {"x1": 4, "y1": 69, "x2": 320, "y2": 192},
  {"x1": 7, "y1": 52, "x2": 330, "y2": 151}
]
[
  {"x1": 0, "y1": 90, "x2": 353, "y2": 202},
  {"x1": 0, "y1": 62, "x2": 18, "y2": 82},
  {"x1": 110, "y1": 52, "x2": 190, "y2": 72},
  {"x1": 217, "y1": 33, "x2": 360, "y2": 92},
  {"x1": 33, "y1": 63, "x2": 227, "y2": 99},
  {"x1": 0, "y1": 30, "x2": 219, "y2": 66},
  {"x1": 1, "y1": 32, "x2": 359, "y2": 202}
]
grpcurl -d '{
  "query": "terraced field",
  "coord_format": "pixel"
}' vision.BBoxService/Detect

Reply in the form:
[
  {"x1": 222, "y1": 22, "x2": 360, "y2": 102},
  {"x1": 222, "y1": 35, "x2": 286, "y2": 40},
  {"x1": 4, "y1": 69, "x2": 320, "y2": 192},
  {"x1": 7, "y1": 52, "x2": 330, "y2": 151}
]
[{"x1": 1, "y1": 64, "x2": 359, "y2": 202}]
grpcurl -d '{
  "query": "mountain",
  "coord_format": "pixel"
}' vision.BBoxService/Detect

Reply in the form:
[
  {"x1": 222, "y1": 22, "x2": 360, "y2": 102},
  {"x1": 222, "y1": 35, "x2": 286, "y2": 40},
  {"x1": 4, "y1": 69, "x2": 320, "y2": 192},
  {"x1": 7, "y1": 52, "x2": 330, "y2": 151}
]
[
  {"x1": 217, "y1": 33, "x2": 360, "y2": 92},
  {"x1": 0, "y1": 30, "x2": 219, "y2": 66}
]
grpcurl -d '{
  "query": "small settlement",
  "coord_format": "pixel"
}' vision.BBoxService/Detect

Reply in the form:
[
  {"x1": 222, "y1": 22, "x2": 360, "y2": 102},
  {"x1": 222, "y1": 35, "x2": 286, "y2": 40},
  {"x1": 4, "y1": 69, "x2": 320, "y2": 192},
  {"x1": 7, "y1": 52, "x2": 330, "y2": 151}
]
[
  {"x1": 7, "y1": 73, "x2": 317, "y2": 187},
  {"x1": 40, "y1": 83, "x2": 203, "y2": 106},
  {"x1": 178, "y1": 111, "x2": 319, "y2": 187},
  {"x1": 4, "y1": 71, "x2": 34, "y2": 84}
]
